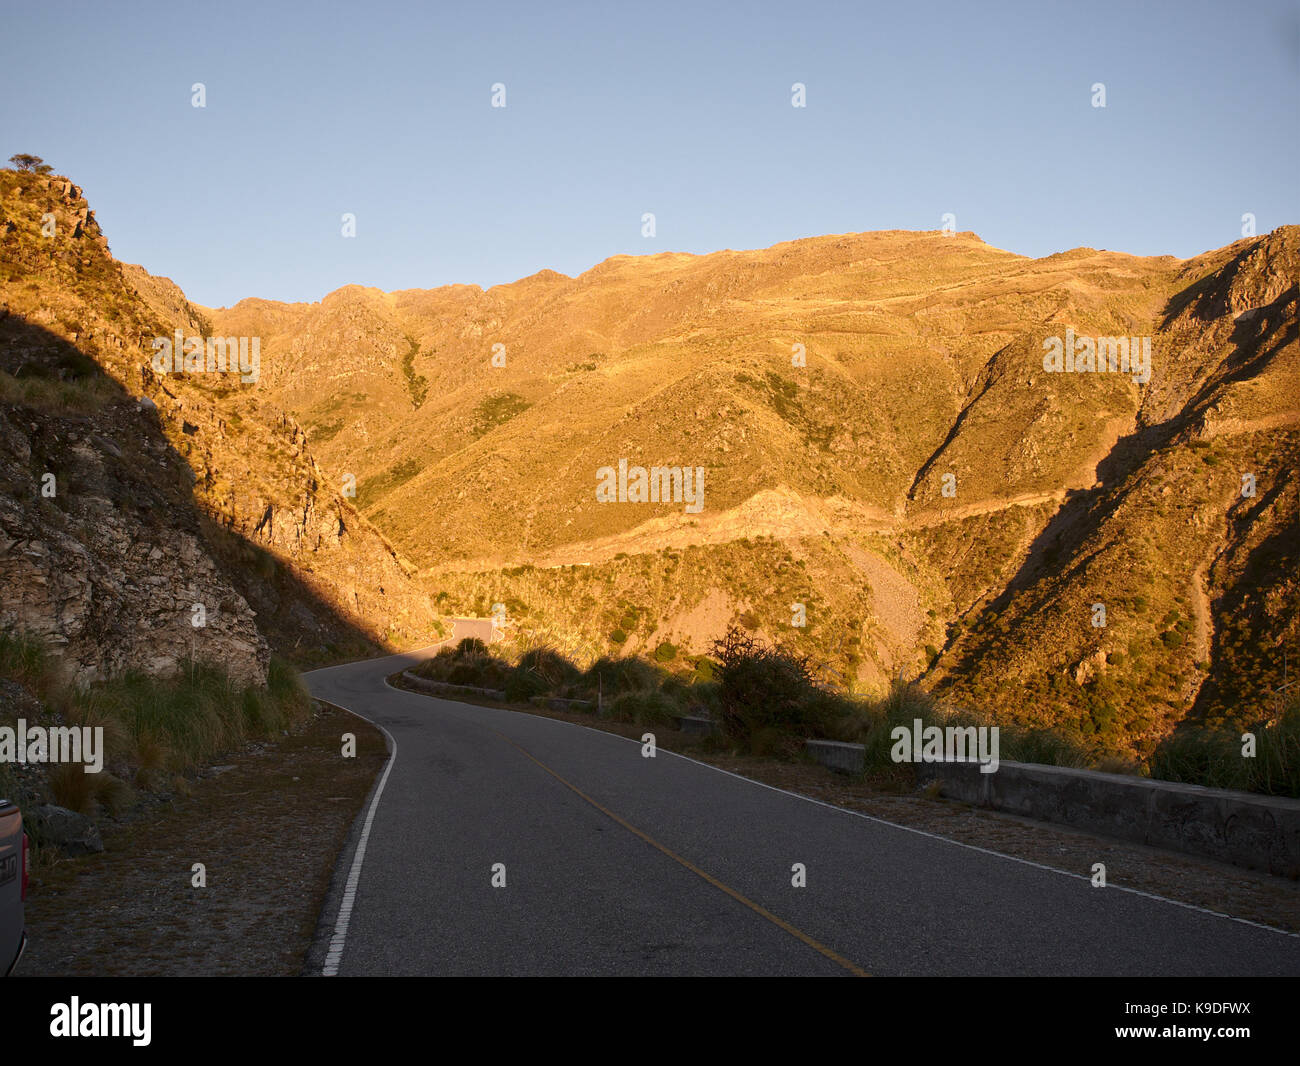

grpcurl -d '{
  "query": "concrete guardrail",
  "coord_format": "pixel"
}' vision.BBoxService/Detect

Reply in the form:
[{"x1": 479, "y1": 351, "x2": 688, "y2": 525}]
[
  {"x1": 400, "y1": 671, "x2": 507, "y2": 701},
  {"x1": 916, "y1": 759, "x2": 1300, "y2": 877},
  {"x1": 804, "y1": 739, "x2": 866, "y2": 774}
]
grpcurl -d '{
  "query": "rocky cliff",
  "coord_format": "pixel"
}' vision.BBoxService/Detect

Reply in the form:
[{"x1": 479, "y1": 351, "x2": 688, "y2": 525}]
[{"x1": 0, "y1": 168, "x2": 443, "y2": 682}]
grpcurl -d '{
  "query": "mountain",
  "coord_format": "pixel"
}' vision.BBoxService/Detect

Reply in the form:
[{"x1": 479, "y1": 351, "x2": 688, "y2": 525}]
[
  {"x1": 0, "y1": 168, "x2": 443, "y2": 680},
  {"x1": 213, "y1": 225, "x2": 1298, "y2": 756},
  {"x1": 4, "y1": 164, "x2": 1294, "y2": 757}
]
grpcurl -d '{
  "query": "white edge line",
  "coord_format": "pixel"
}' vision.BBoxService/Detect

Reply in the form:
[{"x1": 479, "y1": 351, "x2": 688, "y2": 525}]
[
  {"x1": 310, "y1": 633, "x2": 465, "y2": 975},
  {"x1": 388, "y1": 680, "x2": 1300, "y2": 941},
  {"x1": 319, "y1": 704, "x2": 396, "y2": 976}
]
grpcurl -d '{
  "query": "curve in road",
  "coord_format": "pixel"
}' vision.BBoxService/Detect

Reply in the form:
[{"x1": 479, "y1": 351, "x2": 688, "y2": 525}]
[{"x1": 305, "y1": 626, "x2": 1300, "y2": 977}]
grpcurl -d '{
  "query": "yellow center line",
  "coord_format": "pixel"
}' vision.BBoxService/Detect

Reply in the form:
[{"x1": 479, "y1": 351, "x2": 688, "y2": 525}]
[{"x1": 493, "y1": 728, "x2": 869, "y2": 977}]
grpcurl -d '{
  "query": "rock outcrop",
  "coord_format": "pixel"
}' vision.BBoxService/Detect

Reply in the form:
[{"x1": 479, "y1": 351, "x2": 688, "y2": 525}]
[{"x1": 0, "y1": 167, "x2": 443, "y2": 682}]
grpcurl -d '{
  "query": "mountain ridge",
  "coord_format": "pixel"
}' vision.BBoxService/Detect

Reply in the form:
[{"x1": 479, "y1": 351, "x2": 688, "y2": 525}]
[{"x1": 4, "y1": 165, "x2": 1295, "y2": 757}]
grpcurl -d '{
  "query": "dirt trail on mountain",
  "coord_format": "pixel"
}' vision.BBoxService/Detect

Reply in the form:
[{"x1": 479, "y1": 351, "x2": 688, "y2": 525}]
[
  {"x1": 1203, "y1": 411, "x2": 1300, "y2": 438},
  {"x1": 428, "y1": 408, "x2": 1136, "y2": 576},
  {"x1": 1188, "y1": 561, "x2": 1212, "y2": 700},
  {"x1": 428, "y1": 488, "x2": 1067, "y2": 574},
  {"x1": 901, "y1": 491, "x2": 1066, "y2": 529}
]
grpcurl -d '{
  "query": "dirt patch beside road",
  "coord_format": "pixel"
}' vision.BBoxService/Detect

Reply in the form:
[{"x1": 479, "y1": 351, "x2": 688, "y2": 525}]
[{"x1": 18, "y1": 704, "x2": 387, "y2": 976}]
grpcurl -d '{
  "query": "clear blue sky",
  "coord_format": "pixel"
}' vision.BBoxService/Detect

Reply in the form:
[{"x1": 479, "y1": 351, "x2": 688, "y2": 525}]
[{"x1": 3, "y1": 0, "x2": 1297, "y2": 308}]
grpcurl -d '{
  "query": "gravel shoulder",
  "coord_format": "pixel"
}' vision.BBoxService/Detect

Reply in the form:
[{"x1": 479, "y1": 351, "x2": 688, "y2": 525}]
[{"x1": 18, "y1": 704, "x2": 387, "y2": 976}]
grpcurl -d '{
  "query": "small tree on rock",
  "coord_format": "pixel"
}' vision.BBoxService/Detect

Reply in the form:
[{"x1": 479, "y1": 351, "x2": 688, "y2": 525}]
[{"x1": 8, "y1": 154, "x2": 53, "y2": 174}]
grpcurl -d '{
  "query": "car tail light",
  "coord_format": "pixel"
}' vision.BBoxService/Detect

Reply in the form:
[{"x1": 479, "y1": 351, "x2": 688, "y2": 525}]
[{"x1": 20, "y1": 833, "x2": 28, "y2": 902}]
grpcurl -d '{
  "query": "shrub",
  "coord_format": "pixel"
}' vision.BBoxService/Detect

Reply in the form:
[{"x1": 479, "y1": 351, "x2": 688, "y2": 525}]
[
  {"x1": 516, "y1": 646, "x2": 581, "y2": 689},
  {"x1": 1148, "y1": 728, "x2": 1247, "y2": 791},
  {"x1": 689, "y1": 657, "x2": 716, "y2": 683},
  {"x1": 416, "y1": 644, "x2": 512, "y2": 689},
  {"x1": 1000, "y1": 726, "x2": 1090, "y2": 768},
  {"x1": 710, "y1": 626, "x2": 845, "y2": 747},
  {"x1": 585, "y1": 656, "x2": 662, "y2": 697},
  {"x1": 684, "y1": 680, "x2": 721, "y2": 717},
  {"x1": 605, "y1": 690, "x2": 682, "y2": 727},
  {"x1": 447, "y1": 662, "x2": 487, "y2": 685},
  {"x1": 504, "y1": 667, "x2": 550, "y2": 702}
]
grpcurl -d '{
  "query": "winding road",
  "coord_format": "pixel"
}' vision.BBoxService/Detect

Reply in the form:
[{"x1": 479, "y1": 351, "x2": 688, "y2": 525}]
[{"x1": 304, "y1": 622, "x2": 1300, "y2": 976}]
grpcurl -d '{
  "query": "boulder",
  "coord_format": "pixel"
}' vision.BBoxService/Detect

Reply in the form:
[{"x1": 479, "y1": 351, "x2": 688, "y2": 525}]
[{"x1": 29, "y1": 804, "x2": 104, "y2": 855}]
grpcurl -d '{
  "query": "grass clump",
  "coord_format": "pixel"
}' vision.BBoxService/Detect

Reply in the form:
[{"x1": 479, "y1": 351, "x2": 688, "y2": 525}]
[
  {"x1": 412, "y1": 639, "x2": 513, "y2": 690},
  {"x1": 0, "y1": 628, "x2": 58, "y2": 695},
  {"x1": 605, "y1": 690, "x2": 681, "y2": 727},
  {"x1": 584, "y1": 655, "x2": 663, "y2": 698},
  {"x1": 76, "y1": 657, "x2": 310, "y2": 774},
  {"x1": 1, "y1": 629, "x2": 312, "y2": 805},
  {"x1": 1149, "y1": 700, "x2": 1299, "y2": 797}
]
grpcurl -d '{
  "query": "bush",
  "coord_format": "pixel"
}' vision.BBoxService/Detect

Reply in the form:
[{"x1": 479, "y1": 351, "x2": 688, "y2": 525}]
[
  {"x1": 585, "y1": 656, "x2": 662, "y2": 697},
  {"x1": 504, "y1": 667, "x2": 550, "y2": 702},
  {"x1": 416, "y1": 644, "x2": 512, "y2": 690},
  {"x1": 447, "y1": 662, "x2": 488, "y2": 686},
  {"x1": 506, "y1": 646, "x2": 582, "y2": 699},
  {"x1": 690, "y1": 657, "x2": 716, "y2": 683},
  {"x1": 516, "y1": 646, "x2": 581, "y2": 688},
  {"x1": 710, "y1": 627, "x2": 846, "y2": 748},
  {"x1": 1001, "y1": 726, "x2": 1089, "y2": 768},
  {"x1": 455, "y1": 637, "x2": 489, "y2": 659},
  {"x1": 653, "y1": 641, "x2": 678, "y2": 663},
  {"x1": 605, "y1": 690, "x2": 682, "y2": 727},
  {"x1": 684, "y1": 680, "x2": 721, "y2": 718},
  {"x1": 1148, "y1": 729, "x2": 1247, "y2": 791}
]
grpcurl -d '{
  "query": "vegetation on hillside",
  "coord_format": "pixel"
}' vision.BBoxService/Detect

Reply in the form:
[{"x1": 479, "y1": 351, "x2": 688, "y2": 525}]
[
  {"x1": 472, "y1": 391, "x2": 530, "y2": 438},
  {"x1": 400, "y1": 335, "x2": 429, "y2": 409}
]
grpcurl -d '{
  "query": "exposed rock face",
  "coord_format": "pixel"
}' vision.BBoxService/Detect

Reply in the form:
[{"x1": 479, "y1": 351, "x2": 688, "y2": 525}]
[
  {"x1": 1, "y1": 168, "x2": 443, "y2": 682},
  {"x1": 0, "y1": 358, "x2": 269, "y2": 686}
]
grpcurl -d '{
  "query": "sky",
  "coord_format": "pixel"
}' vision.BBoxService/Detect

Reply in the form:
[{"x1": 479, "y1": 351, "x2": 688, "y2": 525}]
[{"x1": 2, "y1": 0, "x2": 1297, "y2": 308}]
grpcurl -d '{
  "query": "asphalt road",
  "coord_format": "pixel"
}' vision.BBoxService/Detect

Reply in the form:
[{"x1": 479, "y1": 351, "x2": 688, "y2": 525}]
[{"x1": 305, "y1": 624, "x2": 1300, "y2": 976}]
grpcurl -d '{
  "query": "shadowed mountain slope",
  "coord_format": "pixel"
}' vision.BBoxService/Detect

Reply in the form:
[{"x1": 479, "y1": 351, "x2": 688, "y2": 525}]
[{"x1": 1, "y1": 168, "x2": 443, "y2": 678}]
